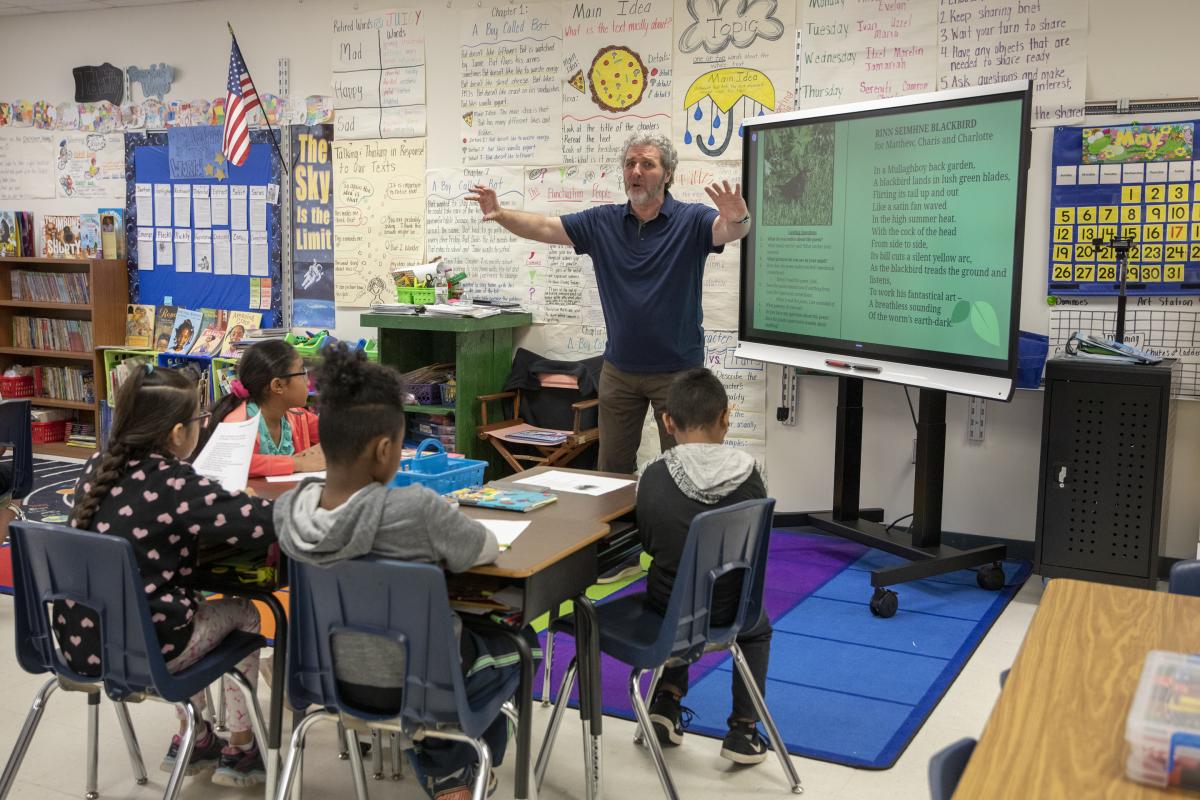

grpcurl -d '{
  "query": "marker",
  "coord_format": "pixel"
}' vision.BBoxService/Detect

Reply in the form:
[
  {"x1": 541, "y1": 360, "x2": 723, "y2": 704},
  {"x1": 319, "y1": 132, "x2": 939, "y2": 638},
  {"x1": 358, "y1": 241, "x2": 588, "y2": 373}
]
[
  {"x1": 825, "y1": 359, "x2": 851, "y2": 368},
  {"x1": 851, "y1": 364, "x2": 881, "y2": 373}
]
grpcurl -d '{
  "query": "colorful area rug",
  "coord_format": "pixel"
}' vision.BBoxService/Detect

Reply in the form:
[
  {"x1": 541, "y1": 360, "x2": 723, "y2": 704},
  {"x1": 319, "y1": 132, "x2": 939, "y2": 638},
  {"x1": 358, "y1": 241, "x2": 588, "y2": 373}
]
[
  {"x1": 536, "y1": 528, "x2": 1031, "y2": 769},
  {"x1": 22, "y1": 456, "x2": 85, "y2": 525}
]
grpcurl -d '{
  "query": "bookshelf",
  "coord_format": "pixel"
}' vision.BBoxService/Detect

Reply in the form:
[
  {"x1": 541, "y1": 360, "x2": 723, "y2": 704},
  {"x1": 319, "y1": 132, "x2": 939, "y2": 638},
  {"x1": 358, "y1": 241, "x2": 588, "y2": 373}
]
[{"x1": 0, "y1": 257, "x2": 127, "y2": 457}]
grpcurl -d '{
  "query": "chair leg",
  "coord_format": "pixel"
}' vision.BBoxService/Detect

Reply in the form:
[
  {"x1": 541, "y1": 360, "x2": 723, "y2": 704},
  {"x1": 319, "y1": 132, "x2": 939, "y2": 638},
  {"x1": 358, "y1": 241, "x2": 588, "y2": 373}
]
[
  {"x1": 85, "y1": 692, "x2": 100, "y2": 800},
  {"x1": 0, "y1": 677, "x2": 58, "y2": 800},
  {"x1": 344, "y1": 728, "x2": 369, "y2": 800},
  {"x1": 336, "y1": 720, "x2": 349, "y2": 760},
  {"x1": 628, "y1": 669, "x2": 679, "y2": 800},
  {"x1": 225, "y1": 669, "x2": 270, "y2": 761},
  {"x1": 201, "y1": 686, "x2": 216, "y2": 730},
  {"x1": 371, "y1": 730, "x2": 384, "y2": 780},
  {"x1": 273, "y1": 710, "x2": 333, "y2": 800},
  {"x1": 541, "y1": 625, "x2": 555, "y2": 706},
  {"x1": 633, "y1": 665, "x2": 664, "y2": 747},
  {"x1": 163, "y1": 701, "x2": 200, "y2": 800},
  {"x1": 534, "y1": 657, "x2": 577, "y2": 790},
  {"x1": 216, "y1": 683, "x2": 228, "y2": 731},
  {"x1": 389, "y1": 732, "x2": 403, "y2": 779},
  {"x1": 729, "y1": 643, "x2": 803, "y2": 794},
  {"x1": 112, "y1": 700, "x2": 148, "y2": 785}
]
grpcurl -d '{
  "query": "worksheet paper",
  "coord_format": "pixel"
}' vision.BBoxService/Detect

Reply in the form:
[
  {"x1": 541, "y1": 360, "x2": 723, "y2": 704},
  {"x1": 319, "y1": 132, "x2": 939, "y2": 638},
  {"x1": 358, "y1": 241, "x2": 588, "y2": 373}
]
[
  {"x1": 513, "y1": 470, "x2": 633, "y2": 496},
  {"x1": 477, "y1": 518, "x2": 531, "y2": 549},
  {"x1": 192, "y1": 415, "x2": 260, "y2": 492},
  {"x1": 264, "y1": 470, "x2": 326, "y2": 482}
]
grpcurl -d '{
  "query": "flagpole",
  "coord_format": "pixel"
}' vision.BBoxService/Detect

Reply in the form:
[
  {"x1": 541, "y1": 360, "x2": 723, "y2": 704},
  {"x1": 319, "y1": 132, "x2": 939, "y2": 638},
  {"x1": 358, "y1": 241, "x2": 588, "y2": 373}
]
[{"x1": 227, "y1": 22, "x2": 289, "y2": 176}]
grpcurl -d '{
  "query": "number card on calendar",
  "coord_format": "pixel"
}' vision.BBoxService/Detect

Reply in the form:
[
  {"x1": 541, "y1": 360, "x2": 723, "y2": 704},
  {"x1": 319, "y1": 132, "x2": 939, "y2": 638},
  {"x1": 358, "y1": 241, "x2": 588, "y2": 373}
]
[{"x1": 1049, "y1": 122, "x2": 1200, "y2": 296}]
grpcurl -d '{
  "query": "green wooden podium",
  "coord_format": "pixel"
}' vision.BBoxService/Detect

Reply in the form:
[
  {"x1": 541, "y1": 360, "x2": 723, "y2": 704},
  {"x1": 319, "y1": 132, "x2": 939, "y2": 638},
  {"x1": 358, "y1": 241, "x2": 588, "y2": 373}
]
[{"x1": 359, "y1": 312, "x2": 532, "y2": 472}]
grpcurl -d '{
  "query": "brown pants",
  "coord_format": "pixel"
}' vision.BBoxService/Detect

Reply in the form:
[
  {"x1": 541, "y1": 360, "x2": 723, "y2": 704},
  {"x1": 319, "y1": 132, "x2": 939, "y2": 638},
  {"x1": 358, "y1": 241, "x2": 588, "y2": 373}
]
[{"x1": 597, "y1": 360, "x2": 689, "y2": 474}]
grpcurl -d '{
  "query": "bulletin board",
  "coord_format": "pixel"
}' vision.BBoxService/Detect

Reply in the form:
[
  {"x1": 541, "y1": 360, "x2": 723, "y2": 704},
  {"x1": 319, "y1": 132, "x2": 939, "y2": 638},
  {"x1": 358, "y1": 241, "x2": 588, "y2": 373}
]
[
  {"x1": 122, "y1": 128, "x2": 282, "y2": 326},
  {"x1": 1048, "y1": 121, "x2": 1200, "y2": 297}
]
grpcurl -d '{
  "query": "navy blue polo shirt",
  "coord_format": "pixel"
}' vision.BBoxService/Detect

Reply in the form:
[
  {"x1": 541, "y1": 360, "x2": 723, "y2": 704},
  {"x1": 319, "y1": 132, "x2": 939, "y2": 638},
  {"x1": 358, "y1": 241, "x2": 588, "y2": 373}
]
[{"x1": 560, "y1": 192, "x2": 722, "y2": 373}]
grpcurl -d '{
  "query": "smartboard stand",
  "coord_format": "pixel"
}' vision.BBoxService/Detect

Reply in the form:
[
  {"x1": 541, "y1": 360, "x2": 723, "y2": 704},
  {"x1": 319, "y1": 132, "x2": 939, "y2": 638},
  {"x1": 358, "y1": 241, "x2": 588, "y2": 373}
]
[{"x1": 803, "y1": 377, "x2": 1008, "y2": 617}]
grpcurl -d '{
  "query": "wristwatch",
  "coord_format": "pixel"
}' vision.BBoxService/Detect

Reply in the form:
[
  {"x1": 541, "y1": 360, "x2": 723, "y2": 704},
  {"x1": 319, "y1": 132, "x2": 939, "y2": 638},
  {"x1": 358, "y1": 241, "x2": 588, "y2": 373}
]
[{"x1": 736, "y1": 213, "x2": 752, "y2": 224}]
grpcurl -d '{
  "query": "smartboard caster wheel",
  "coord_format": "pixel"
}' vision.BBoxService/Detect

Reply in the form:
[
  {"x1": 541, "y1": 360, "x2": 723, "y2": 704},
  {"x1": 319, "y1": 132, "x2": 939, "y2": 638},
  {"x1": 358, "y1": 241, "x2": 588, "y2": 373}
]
[
  {"x1": 869, "y1": 587, "x2": 898, "y2": 618},
  {"x1": 977, "y1": 563, "x2": 1005, "y2": 591}
]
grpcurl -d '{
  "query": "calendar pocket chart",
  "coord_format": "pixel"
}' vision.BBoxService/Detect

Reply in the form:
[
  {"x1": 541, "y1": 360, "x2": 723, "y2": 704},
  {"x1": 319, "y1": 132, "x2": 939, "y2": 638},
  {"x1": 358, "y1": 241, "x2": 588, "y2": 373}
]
[{"x1": 1049, "y1": 122, "x2": 1200, "y2": 296}]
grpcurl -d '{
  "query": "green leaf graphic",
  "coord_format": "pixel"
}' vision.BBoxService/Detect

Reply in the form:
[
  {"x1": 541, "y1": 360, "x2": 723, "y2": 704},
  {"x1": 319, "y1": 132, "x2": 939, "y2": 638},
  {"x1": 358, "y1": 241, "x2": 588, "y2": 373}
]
[
  {"x1": 969, "y1": 301, "x2": 1001, "y2": 347},
  {"x1": 950, "y1": 300, "x2": 971, "y2": 324}
]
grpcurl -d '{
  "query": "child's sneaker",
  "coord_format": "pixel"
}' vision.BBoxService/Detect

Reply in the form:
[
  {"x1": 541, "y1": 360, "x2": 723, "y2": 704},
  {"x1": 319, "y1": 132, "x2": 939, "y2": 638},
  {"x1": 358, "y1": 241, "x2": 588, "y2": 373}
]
[
  {"x1": 430, "y1": 765, "x2": 498, "y2": 799},
  {"x1": 159, "y1": 722, "x2": 225, "y2": 775},
  {"x1": 648, "y1": 691, "x2": 692, "y2": 747},
  {"x1": 720, "y1": 722, "x2": 769, "y2": 765},
  {"x1": 211, "y1": 742, "x2": 266, "y2": 787}
]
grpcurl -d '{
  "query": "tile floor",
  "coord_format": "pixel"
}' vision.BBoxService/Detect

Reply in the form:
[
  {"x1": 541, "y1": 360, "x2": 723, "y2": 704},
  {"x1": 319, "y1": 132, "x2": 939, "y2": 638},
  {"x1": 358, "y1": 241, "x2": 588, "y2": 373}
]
[{"x1": 0, "y1": 577, "x2": 1045, "y2": 800}]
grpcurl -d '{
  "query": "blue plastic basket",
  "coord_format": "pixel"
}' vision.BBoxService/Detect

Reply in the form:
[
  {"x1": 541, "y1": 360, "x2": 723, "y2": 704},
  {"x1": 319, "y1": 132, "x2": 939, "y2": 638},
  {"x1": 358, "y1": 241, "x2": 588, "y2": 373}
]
[
  {"x1": 1016, "y1": 331, "x2": 1049, "y2": 389},
  {"x1": 390, "y1": 439, "x2": 486, "y2": 494}
]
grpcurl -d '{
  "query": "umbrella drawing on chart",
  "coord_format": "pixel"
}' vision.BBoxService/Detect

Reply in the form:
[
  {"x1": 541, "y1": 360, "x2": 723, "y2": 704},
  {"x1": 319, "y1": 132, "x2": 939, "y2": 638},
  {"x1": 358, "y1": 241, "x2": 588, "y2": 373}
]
[{"x1": 682, "y1": 68, "x2": 774, "y2": 157}]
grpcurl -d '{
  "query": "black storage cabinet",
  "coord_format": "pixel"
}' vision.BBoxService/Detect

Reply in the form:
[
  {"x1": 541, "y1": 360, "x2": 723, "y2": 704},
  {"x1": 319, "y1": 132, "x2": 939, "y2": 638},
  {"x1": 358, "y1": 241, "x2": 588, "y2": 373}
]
[{"x1": 1034, "y1": 357, "x2": 1177, "y2": 588}]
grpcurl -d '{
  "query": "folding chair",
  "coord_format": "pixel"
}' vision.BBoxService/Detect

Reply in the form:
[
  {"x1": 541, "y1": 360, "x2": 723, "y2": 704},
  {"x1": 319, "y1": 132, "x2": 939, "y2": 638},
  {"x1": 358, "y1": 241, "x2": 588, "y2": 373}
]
[
  {"x1": 2, "y1": 521, "x2": 268, "y2": 800},
  {"x1": 928, "y1": 737, "x2": 977, "y2": 800},
  {"x1": 0, "y1": 399, "x2": 33, "y2": 517},
  {"x1": 534, "y1": 498, "x2": 802, "y2": 798},
  {"x1": 478, "y1": 349, "x2": 602, "y2": 473},
  {"x1": 275, "y1": 556, "x2": 526, "y2": 800}
]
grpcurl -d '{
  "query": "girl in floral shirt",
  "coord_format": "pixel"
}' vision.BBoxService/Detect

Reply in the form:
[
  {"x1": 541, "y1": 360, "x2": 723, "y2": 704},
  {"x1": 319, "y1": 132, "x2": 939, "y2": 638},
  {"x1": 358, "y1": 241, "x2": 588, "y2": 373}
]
[{"x1": 57, "y1": 365, "x2": 275, "y2": 788}]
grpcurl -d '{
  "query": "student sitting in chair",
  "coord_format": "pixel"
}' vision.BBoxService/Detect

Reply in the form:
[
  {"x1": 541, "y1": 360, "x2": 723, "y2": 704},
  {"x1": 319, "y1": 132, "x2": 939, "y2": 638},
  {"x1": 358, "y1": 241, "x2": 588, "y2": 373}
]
[
  {"x1": 638, "y1": 366, "x2": 774, "y2": 765},
  {"x1": 201, "y1": 339, "x2": 324, "y2": 478},
  {"x1": 274, "y1": 343, "x2": 539, "y2": 800}
]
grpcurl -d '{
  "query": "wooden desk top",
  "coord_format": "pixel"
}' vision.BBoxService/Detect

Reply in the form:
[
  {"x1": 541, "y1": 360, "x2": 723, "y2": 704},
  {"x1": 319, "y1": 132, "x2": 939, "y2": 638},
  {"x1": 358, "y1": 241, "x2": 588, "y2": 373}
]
[
  {"x1": 249, "y1": 465, "x2": 637, "y2": 581},
  {"x1": 955, "y1": 579, "x2": 1200, "y2": 799}
]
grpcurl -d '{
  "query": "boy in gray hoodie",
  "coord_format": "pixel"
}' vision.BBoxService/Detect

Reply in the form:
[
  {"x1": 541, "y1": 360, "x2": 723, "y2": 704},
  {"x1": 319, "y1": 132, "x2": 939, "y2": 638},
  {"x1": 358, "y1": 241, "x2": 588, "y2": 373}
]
[
  {"x1": 637, "y1": 367, "x2": 774, "y2": 766},
  {"x1": 274, "y1": 343, "x2": 533, "y2": 800}
]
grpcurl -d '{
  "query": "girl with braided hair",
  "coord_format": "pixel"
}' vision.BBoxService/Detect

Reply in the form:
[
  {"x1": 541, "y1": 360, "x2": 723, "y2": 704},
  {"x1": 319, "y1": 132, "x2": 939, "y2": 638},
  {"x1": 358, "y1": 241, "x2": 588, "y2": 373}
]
[{"x1": 56, "y1": 365, "x2": 276, "y2": 788}]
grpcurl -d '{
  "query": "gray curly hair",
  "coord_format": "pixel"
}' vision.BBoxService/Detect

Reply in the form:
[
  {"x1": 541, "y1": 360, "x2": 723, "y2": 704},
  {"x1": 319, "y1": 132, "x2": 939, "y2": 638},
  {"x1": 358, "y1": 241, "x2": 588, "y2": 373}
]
[{"x1": 620, "y1": 133, "x2": 678, "y2": 191}]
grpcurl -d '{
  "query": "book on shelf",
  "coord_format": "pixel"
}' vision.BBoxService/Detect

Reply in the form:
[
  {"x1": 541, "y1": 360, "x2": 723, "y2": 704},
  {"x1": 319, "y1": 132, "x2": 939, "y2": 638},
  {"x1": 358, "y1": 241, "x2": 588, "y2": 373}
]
[
  {"x1": 15, "y1": 213, "x2": 33, "y2": 258},
  {"x1": 191, "y1": 315, "x2": 229, "y2": 357},
  {"x1": 0, "y1": 211, "x2": 20, "y2": 257},
  {"x1": 42, "y1": 214, "x2": 82, "y2": 258},
  {"x1": 11, "y1": 269, "x2": 90, "y2": 303},
  {"x1": 12, "y1": 316, "x2": 93, "y2": 352},
  {"x1": 152, "y1": 305, "x2": 178, "y2": 351},
  {"x1": 32, "y1": 365, "x2": 95, "y2": 403},
  {"x1": 219, "y1": 310, "x2": 261, "y2": 357},
  {"x1": 167, "y1": 308, "x2": 202, "y2": 354},
  {"x1": 125, "y1": 303, "x2": 155, "y2": 347},
  {"x1": 78, "y1": 214, "x2": 100, "y2": 259},
  {"x1": 98, "y1": 208, "x2": 124, "y2": 260},
  {"x1": 446, "y1": 486, "x2": 558, "y2": 512},
  {"x1": 109, "y1": 353, "x2": 154, "y2": 400}
]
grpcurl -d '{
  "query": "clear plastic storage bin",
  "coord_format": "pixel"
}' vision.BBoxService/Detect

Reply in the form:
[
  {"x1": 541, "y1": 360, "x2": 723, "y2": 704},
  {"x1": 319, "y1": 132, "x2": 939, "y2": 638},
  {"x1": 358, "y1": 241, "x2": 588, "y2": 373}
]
[{"x1": 1125, "y1": 650, "x2": 1200, "y2": 790}]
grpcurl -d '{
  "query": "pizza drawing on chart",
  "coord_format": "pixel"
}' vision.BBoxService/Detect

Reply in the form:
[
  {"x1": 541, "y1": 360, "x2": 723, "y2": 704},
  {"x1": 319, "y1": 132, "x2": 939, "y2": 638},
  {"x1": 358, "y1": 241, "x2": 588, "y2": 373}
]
[{"x1": 588, "y1": 46, "x2": 648, "y2": 112}]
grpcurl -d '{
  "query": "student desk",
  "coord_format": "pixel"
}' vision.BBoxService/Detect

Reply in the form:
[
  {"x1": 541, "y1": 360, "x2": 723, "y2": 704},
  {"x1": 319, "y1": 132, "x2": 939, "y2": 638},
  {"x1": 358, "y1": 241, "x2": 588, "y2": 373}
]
[
  {"x1": 955, "y1": 579, "x2": 1200, "y2": 799},
  {"x1": 241, "y1": 465, "x2": 636, "y2": 800}
]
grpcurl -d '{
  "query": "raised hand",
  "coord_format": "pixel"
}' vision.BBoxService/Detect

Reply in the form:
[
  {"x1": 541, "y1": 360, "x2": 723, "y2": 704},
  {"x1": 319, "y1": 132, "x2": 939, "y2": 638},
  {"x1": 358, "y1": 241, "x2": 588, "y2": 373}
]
[
  {"x1": 466, "y1": 184, "x2": 503, "y2": 221},
  {"x1": 704, "y1": 180, "x2": 748, "y2": 222}
]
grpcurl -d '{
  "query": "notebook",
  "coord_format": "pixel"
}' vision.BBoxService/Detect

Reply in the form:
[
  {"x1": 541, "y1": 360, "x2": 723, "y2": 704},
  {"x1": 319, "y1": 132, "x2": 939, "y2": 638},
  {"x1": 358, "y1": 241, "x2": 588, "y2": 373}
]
[{"x1": 448, "y1": 486, "x2": 557, "y2": 512}]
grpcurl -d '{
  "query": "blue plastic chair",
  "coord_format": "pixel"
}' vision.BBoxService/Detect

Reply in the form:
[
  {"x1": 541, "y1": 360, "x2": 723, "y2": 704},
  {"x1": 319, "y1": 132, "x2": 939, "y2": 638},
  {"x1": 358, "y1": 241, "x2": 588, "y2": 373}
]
[
  {"x1": 1169, "y1": 560, "x2": 1200, "y2": 597},
  {"x1": 1, "y1": 521, "x2": 269, "y2": 800},
  {"x1": 275, "y1": 556, "x2": 524, "y2": 800},
  {"x1": 0, "y1": 399, "x2": 33, "y2": 509},
  {"x1": 928, "y1": 737, "x2": 977, "y2": 800},
  {"x1": 534, "y1": 498, "x2": 802, "y2": 798}
]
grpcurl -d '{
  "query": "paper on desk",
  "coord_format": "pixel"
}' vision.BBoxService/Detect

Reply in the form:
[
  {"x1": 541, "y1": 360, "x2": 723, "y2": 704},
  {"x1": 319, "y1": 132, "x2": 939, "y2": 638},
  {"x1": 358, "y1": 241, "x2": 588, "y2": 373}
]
[
  {"x1": 478, "y1": 518, "x2": 530, "y2": 549},
  {"x1": 514, "y1": 470, "x2": 633, "y2": 496},
  {"x1": 264, "y1": 470, "x2": 326, "y2": 482},
  {"x1": 191, "y1": 414, "x2": 259, "y2": 492}
]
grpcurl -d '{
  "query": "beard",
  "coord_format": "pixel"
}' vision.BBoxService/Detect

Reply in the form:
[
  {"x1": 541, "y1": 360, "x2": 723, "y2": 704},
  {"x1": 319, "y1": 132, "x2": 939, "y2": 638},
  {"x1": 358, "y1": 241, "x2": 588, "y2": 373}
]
[{"x1": 626, "y1": 177, "x2": 665, "y2": 205}]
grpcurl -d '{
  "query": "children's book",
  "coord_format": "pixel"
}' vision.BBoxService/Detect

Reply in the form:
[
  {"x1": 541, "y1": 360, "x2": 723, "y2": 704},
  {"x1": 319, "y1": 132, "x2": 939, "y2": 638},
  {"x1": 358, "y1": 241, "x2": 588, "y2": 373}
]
[
  {"x1": 16, "y1": 213, "x2": 34, "y2": 258},
  {"x1": 125, "y1": 303, "x2": 155, "y2": 347},
  {"x1": 167, "y1": 308, "x2": 202, "y2": 354},
  {"x1": 447, "y1": 486, "x2": 558, "y2": 513},
  {"x1": 191, "y1": 309, "x2": 229, "y2": 357},
  {"x1": 0, "y1": 211, "x2": 20, "y2": 256},
  {"x1": 78, "y1": 213, "x2": 100, "y2": 259},
  {"x1": 505, "y1": 429, "x2": 569, "y2": 445},
  {"x1": 43, "y1": 214, "x2": 82, "y2": 258},
  {"x1": 152, "y1": 305, "x2": 178, "y2": 351},
  {"x1": 219, "y1": 310, "x2": 262, "y2": 357},
  {"x1": 98, "y1": 208, "x2": 124, "y2": 259}
]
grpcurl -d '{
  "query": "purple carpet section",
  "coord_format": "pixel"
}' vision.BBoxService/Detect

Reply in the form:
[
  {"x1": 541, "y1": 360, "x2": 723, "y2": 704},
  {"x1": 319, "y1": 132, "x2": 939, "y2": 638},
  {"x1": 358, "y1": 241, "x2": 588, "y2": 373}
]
[{"x1": 533, "y1": 529, "x2": 867, "y2": 717}]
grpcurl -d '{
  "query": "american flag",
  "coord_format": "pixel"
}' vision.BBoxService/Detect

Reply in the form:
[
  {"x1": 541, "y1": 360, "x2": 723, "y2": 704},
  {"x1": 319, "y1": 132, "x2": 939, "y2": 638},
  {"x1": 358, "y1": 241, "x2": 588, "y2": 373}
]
[{"x1": 222, "y1": 40, "x2": 260, "y2": 168}]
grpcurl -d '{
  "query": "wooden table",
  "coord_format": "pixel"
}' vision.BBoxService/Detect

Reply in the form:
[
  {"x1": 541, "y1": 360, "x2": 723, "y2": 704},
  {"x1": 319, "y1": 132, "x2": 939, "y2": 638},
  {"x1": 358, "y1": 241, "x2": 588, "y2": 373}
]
[
  {"x1": 956, "y1": 578, "x2": 1200, "y2": 799},
  {"x1": 250, "y1": 465, "x2": 637, "y2": 800}
]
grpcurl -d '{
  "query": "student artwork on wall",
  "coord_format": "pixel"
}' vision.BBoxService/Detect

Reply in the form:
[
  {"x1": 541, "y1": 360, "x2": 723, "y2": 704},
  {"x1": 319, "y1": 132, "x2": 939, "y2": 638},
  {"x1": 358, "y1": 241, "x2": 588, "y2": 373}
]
[
  {"x1": 460, "y1": 0, "x2": 563, "y2": 165},
  {"x1": 796, "y1": 0, "x2": 937, "y2": 109},
  {"x1": 671, "y1": 0, "x2": 795, "y2": 161},
  {"x1": 560, "y1": 0, "x2": 673, "y2": 165},
  {"x1": 333, "y1": 137, "x2": 425, "y2": 306},
  {"x1": 55, "y1": 132, "x2": 124, "y2": 198},
  {"x1": 124, "y1": 128, "x2": 282, "y2": 326}
]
